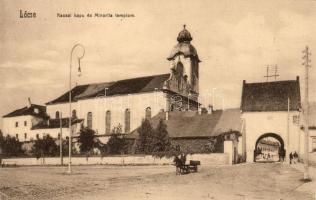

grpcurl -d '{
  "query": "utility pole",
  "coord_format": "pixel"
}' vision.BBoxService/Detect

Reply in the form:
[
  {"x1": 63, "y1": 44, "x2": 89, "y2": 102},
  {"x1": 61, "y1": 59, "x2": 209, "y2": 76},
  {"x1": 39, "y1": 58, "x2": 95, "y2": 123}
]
[
  {"x1": 302, "y1": 46, "x2": 311, "y2": 180},
  {"x1": 264, "y1": 65, "x2": 279, "y2": 81},
  {"x1": 187, "y1": 93, "x2": 190, "y2": 111},
  {"x1": 212, "y1": 88, "x2": 217, "y2": 111},
  {"x1": 287, "y1": 98, "x2": 290, "y2": 155},
  {"x1": 60, "y1": 112, "x2": 63, "y2": 166}
]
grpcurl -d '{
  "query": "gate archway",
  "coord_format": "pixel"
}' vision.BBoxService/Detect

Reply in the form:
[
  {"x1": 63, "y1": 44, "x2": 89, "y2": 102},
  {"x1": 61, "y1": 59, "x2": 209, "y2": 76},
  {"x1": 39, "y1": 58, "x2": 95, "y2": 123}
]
[{"x1": 254, "y1": 133, "x2": 285, "y2": 162}]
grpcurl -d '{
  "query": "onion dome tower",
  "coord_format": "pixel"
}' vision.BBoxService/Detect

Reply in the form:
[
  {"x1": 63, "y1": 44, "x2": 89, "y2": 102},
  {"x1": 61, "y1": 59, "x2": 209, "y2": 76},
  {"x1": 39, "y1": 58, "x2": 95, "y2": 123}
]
[{"x1": 167, "y1": 25, "x2": 200, "y2": 95}]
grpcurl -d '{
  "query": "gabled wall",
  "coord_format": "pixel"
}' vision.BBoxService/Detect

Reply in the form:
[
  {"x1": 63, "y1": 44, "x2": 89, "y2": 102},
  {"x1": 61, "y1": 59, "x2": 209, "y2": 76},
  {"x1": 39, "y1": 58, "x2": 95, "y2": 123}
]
[{"x1": 242, "y1": 111, "x2": 301, "y2": 162}]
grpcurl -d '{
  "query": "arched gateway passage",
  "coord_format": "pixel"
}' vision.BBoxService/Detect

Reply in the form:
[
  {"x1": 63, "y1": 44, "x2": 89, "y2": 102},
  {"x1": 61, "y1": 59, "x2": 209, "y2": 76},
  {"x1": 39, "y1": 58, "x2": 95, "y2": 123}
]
[{"x1": 254, "y1": 133, "x2": 285, "y2": 163}]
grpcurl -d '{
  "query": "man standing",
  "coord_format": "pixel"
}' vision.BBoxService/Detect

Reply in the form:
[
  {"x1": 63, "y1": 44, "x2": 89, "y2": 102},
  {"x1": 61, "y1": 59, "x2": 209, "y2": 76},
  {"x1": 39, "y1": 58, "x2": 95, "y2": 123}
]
[{"x1": 289, "y1": 152, "x2": 293, "y2": 164}]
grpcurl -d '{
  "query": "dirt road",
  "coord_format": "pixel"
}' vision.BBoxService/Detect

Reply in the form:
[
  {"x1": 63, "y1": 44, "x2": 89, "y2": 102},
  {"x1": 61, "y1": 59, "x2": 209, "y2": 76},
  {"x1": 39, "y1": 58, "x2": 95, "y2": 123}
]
[{"x1": 0, "y1": 163, "x2": 314, "y2": 200}]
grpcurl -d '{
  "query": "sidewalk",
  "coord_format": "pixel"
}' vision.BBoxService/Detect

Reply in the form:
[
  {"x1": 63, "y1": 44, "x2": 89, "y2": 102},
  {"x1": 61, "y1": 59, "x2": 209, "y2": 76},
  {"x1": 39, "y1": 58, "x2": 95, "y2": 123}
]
[
  {"x1": 289, "y1": 162, "x2": 316, "y2": 198},
  {"x1": 289, "y1": 162, "x2": 316, "y2": 179}
]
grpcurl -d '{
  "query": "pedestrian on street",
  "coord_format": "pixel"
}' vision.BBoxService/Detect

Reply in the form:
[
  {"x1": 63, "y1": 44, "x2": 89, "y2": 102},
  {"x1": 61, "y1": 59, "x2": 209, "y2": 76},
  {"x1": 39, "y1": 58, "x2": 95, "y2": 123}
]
[
  {"x1": 293, "y1": 152, "x2": 298, "y2": 164},
  {"x1": 289, "y1": 152, "x2": 293, "y2": 164}
]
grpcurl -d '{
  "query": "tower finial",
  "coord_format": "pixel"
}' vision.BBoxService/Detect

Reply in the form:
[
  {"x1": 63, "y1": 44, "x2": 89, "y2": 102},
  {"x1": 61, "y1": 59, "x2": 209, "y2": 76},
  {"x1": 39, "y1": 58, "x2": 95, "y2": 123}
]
[{"x1": 183, "y1": 24, "x2": 186, "y2": 29}]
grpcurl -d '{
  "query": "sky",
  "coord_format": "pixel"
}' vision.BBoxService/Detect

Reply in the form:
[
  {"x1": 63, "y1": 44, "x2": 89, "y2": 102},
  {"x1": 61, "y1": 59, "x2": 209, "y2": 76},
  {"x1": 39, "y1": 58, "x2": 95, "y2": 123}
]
[{"x1": 0, "y1": 0, "x2": 316, "y2": 128}]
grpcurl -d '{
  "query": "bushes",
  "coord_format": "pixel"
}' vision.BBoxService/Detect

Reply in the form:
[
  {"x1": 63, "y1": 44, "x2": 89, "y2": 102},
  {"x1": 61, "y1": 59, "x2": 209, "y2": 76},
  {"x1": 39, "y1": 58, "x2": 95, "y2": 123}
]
[
  {"x1": 136, "y1": 119, "x2": 172, "y2": 158},
  {"x1": 77, "y1": 127, "x2": 97, "y2": 156},
  {"x1": 31, "y1": 135, "x2": 58, "y2": 158},
  {"x1": 107, "y1": 134, "x2": 127, "y2": 154},
  {"x1": 0, "y1": 131, "x2": 24, "y2": 157}
]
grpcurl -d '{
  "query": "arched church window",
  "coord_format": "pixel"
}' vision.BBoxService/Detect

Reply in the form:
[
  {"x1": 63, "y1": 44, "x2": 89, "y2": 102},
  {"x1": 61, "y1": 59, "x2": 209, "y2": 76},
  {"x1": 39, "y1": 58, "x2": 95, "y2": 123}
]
[
  {"x1": 125, "y1": 109, "x2": 131, "y2": 133},
  {"x1": 176, "y1": 61, "x2": 184, "y2": 75},
  {"x1": 87, "y1": 112, "x2": 92, "y2": 129},
  {"x1": 72, "y1": 110, "x2": 77, "y2": 118},
  {"x1": 145, "y1": 107, "x2": 151, "y2": 119},
  {"x1": 105, "y1": 110, "x2": 111, "y2": 134},
  {"x1": 55, "y1": 111, "x2": 60, "y2": 119}
]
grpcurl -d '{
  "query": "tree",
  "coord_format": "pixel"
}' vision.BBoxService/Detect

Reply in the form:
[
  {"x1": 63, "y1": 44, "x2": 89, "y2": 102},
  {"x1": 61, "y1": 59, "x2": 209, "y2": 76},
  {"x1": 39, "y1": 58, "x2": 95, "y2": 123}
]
[
  {"x1": 107, "y1": 135, "x2": 127, "y2": 155},
  {"x1": 77, "y1": 127, "x2": 97, "y2": 156},
  {"x1": 31, "y1": 135, "x2": 58, "y2": 158},
  {"x1": 0, "y1": 130, "x2": 4, "y2": 155},
  {"x1": 136, "y1": 119, "x2": 155, "y2": 154},
  {"x1": 57, "y1": 139, "x2": 69, "y2": 156},
  {"x1": 107, "y1": 125, "x2": 127, "y2": 155},
  {"x1": 0, "y1": 132, "x2": 24, "y2": 157},
  {"x1": 152, "y1": 119, "x2": 171, "y2": 156}
]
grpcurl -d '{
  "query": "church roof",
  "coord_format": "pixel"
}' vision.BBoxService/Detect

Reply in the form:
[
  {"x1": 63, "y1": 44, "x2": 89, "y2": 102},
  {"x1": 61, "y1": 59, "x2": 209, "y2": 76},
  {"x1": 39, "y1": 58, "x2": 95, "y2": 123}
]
[
  {"x1": 241, "y1": 77, "x2": 301, "y2": 112},
  {"x1": 128, "y1": 108, "x2": 242, "y2": 139},
  {"x1": 167, "y1": 25, "x2": 200, "y2": 62},
  {"x1": 46, "y1": 74, "x2": 170, "y2": 105},
  {"x1": 177, "y1": 26, "x2": 192, "y2": 43},
  {"x1": 31, "y1": 118, "x2": 83, "y2": 129},
  {"x1": 167, "y1": 42, "x2": 201, "y2": 62},
  {"x1": 3, "y1": 104, "x2": 47, "y2": 118}
]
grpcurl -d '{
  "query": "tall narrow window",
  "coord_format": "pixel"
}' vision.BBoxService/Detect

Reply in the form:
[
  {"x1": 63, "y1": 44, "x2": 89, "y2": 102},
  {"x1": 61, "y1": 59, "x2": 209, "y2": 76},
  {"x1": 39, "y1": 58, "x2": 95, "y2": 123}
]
[
  {"x1": 24, "y1": 121, "x2": 27, "y2": 126},
  {"x1": 36, "y1": 134, "x2": 39, "y2": 139},
  {"x1": 125, "y1": 109, "x2": 131, "y2": 133},
  {"x1": 145, "y1": 107, "x2": 151, "y2": 119},
  {"x1": 56, "y1": 111, "x2": 60, "y2": 119},
  {"x1": 15, "y1": 122, "x2": 18, "y2": 127},
  {"x1": 105, "y1": 110, "x2": 111, "y2": 134},
  {"x1": 24, "y1": 133, "x2": 27, "y2": 139},
  {"x1": 87, "y1": 112, "x2": 93, "y2": 129},
  {"x1": 72, "y1": 109, "x2": 77, "y2": 118}
]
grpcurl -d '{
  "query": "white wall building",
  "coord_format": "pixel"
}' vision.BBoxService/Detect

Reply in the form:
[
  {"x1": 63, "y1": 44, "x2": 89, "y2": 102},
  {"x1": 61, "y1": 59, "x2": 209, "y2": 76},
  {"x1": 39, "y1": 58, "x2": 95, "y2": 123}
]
[
  {"x1": 1, "y1": 100, "x2": 81, "y2": 142},
  {"x1": 298, "y1": 102, "x2": 316, "y2": 155},
  {"x1": 1, "y1": 26, "x2": 201, "y2": 144},
  {"x1": 240, "y1": 77, "x2": 302, "y2": 162}
]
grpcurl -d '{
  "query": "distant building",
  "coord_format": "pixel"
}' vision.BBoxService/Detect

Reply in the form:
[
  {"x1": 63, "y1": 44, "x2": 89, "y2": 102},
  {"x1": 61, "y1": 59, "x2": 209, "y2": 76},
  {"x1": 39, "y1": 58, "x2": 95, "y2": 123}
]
[{"x1": 2, "y1": 98, "x2": 82, "y2": 142}]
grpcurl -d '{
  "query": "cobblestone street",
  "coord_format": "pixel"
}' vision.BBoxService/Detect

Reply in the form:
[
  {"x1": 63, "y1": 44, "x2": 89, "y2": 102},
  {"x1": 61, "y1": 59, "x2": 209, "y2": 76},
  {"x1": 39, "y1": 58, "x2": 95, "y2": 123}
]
[{"x1": 0, "y1": 163, "x2": 315, "y2": 200}]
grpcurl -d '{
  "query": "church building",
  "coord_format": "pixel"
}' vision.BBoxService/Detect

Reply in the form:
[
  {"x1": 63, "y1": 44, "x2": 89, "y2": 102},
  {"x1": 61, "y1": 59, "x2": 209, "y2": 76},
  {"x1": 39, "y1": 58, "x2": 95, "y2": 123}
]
[{"x1": 2, "y1": 26, "x2": 202, "y2": 142}]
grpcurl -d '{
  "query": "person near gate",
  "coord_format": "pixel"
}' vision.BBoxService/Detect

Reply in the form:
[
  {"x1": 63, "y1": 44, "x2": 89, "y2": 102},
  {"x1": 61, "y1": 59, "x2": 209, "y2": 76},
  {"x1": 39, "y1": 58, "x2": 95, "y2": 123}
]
[{"x1": 289, "y1": 152, "x2": 293, "y2": 164}]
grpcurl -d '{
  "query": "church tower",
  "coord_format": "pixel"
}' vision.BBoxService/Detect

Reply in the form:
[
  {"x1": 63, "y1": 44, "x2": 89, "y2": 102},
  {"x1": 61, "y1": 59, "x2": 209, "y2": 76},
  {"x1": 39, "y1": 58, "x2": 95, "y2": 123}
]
[{"x1": 167, "y1": 25, "x2": 200, "y2": 97}]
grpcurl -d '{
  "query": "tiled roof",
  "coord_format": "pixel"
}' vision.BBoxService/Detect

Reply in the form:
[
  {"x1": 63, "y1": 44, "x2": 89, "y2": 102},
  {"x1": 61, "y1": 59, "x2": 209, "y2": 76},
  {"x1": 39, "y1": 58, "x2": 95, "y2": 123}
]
[
  {"x1": 241, "y1": 77, "x2": 301, "y2": 112},
  {"x1": 3, "y1": 104, "x2": 47, "y2": 119},
  {"x1": 46, "y1": 74, "x2": 170, "y2": 105},
  {"x1": 31, "y1": 118, "x2": 83, "y2": 129},
  {"x1": 167, "y1": 42, "x2": 200, "y2": 62},
  {"x1": 128, "y1": 108, "x2": 242, "y2": 139}
]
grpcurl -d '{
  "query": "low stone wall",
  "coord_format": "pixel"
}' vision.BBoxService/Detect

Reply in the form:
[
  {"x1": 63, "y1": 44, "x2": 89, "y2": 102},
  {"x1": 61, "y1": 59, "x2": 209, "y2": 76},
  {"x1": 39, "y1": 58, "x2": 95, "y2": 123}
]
[{"x1": 1, "y1": 153, "x2": 229, "y2": 166}]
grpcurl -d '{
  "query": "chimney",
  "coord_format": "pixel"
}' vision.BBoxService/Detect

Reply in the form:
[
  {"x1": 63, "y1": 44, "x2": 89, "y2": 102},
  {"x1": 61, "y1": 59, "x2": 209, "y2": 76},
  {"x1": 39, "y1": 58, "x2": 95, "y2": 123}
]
[
  {"x1": 165, "y1": 111, "x2": 169, "y2": 121},
  {"x1": 27, "y1": 97, "x2": 32, "y2": 108}
]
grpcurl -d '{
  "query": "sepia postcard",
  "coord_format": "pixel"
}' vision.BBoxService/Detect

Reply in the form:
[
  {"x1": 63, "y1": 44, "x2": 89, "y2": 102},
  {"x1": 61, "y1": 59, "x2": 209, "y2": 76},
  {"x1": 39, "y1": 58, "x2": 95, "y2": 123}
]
[{"x1": 0, "y1": 0, "x2": 316, "y2": 199}]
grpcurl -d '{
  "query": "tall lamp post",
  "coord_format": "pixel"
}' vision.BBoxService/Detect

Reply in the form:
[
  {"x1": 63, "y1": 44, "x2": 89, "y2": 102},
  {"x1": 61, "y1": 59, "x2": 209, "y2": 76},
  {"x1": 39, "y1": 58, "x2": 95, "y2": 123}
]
[{"x1": 68, "y1": 44, "x2": 85, "y2": 174}]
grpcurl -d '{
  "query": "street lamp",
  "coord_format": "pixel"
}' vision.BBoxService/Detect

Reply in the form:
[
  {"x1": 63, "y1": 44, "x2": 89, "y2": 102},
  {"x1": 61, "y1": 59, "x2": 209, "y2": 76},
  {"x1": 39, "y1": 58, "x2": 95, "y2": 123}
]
[
  {"x1": 212, "y1": 88, "x2": 217, "y2": 111},
  {"x1": 67, "y1": 44, "x2": 85, "y2": 174}
]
